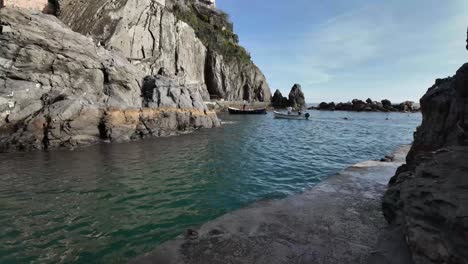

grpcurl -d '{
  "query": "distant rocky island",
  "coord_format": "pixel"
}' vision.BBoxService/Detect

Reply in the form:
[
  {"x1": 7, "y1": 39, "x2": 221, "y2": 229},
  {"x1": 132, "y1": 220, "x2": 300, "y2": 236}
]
[{"x1": 313, "y1": 99, "x2": 419, "y2": 112}]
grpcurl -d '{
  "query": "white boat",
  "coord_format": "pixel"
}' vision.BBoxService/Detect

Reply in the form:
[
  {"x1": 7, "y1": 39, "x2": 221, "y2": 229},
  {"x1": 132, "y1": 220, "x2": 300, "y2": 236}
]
[{"x1": 273, "y1": 111, "x2": 310, "y2": 120}]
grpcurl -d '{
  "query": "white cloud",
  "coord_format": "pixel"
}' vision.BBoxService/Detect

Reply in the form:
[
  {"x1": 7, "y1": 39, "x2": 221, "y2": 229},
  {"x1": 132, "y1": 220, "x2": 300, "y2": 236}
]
[
  {"x1": 304, "y1": 4, "x2": 393, "y2": 70},
  {"x1": 233, "y1": 0, "x2": 468, "y2": 102},
  {"x1": 296, "y1": 0, "x2": 468, "y2": 101}
]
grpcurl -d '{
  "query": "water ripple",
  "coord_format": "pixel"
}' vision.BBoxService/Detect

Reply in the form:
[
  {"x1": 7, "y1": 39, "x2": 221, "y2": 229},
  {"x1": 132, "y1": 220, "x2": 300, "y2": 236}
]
[{"x1": 0, "y1": 111, "x2": 421, "y2": 263}]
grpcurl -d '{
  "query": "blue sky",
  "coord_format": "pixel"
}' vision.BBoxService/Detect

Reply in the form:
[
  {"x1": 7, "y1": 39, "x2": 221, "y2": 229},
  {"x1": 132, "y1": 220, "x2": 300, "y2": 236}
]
[{"x1": 217, "y1": 0, "x2": 468, "y2": 103}]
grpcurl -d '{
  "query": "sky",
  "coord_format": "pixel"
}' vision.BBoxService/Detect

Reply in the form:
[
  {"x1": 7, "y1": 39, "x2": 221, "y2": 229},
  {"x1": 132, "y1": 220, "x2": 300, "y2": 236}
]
[{"x1": 217, "y1": 0, "x2": 468, "y2": 103}]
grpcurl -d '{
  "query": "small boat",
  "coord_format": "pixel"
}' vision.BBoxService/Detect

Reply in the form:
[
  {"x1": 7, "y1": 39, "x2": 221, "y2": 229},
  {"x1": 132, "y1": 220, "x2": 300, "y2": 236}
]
[
  {"x1": 274, "y1": 111, "x2": 310, "y2": 120},
  {"x1": 228, "y1": 107, "x2": 267, "y2": 115}
]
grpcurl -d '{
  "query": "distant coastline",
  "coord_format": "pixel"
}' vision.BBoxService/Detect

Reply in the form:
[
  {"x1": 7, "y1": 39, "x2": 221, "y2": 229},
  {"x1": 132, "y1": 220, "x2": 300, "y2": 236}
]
[{"x1": 308, "y1": 99, "x2": 420, "y2": 113}]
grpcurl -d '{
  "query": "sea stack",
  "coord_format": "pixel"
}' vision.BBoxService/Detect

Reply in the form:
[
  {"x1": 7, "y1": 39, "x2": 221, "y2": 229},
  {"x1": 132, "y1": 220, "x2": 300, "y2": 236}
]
[{"x1": 288, "y1": 84, "x2": 306, "y2": 109}]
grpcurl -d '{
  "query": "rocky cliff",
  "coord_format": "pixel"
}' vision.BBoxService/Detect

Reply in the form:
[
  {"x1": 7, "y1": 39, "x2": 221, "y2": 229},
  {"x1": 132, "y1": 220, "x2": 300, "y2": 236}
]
[
  {"x1": 382, "y1": 62, "x2": 468, "y2": 263},
  {"x1": 0, "y1": 8, "x2": 218, "y2": 151},
  {"x1": 0, "y1": 0, "x2": 270, "y2": 152},
  {"x1": 56, "y1": 0, "x2": 271, "y2": 102}
]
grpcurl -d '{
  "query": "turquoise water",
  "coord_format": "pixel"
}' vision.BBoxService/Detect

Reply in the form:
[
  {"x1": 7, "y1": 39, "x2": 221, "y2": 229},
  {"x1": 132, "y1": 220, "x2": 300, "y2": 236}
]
[{"x1": 0, "y1": 110, "x2": 421, "y2": 263}]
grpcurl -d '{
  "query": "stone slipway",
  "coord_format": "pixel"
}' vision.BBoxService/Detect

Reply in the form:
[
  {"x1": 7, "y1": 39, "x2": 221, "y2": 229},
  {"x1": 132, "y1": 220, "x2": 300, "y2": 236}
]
[{"x1": 130, "y1": 146, "x2": 411, "y2": 264}]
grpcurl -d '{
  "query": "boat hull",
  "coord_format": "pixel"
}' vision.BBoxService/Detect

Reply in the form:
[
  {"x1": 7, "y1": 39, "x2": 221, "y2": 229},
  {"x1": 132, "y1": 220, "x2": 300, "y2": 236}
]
[
  {"x1": 273, "y1": 111, "x2": 310, "y2": 120},
  {"x1": 228, "y1": 107, "x2": 267, "y2": 115}
]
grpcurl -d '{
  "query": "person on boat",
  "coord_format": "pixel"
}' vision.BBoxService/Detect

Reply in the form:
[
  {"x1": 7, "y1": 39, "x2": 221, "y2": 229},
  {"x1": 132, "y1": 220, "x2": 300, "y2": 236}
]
[
  {"x1": 287, "y1": 106, "x2": 292, "y2": 115},
  {"x1": 243, "y1": 104, "x2": 246, "y2": 111}
]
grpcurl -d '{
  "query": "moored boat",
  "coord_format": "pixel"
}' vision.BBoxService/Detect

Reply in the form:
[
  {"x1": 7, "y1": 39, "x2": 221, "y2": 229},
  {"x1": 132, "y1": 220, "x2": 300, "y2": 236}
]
[
  {"x1": 273, "y1": 111, "x2": 310, "y2": 120},
  {"x1": 228, "y1": 107, "x2": 267, "y2": 115}
]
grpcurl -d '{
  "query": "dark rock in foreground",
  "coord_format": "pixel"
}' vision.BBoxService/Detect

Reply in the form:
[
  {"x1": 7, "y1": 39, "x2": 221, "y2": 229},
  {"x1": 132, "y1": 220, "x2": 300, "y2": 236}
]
[
  {"x1": 314, "y1": 98, "x2": 418, "y2": 113},
  {"x1": 382, "y1": 63, "x2": 468, "y2": 263},
  {"x1": 130, "y1": 146, "x2": 411, "y2": 264}
]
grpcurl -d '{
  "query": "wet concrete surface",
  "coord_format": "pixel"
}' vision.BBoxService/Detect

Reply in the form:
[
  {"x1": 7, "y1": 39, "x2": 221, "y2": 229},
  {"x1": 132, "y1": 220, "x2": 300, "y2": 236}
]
[{"x1": 130, "y1": 146, "x2": 411, "y2": 264}]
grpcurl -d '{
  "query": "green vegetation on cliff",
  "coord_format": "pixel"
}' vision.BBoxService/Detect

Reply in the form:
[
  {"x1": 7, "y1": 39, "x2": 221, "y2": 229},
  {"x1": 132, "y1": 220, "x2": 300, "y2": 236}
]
[{"x1": 171, "y1": 2, "x2": 252, "y2": 64}]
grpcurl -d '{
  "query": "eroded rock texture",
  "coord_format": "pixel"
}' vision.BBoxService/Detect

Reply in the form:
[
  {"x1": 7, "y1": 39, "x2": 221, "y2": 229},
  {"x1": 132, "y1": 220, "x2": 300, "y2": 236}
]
[
  {"x1": 56, "y1": 0, "x2": 271, "y2": 102},
  {"x1": 382, "y1": 64, "x2": 468, "y2": 264},
  {"x1": 0, "y1": 8, "x2": 218, "y2": 151}
]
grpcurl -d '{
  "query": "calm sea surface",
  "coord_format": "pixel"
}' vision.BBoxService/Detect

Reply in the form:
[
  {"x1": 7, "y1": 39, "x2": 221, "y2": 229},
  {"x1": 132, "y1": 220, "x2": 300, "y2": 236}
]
[{"x1": 0, "y1": 110, "x2": 421, "y2": 263}]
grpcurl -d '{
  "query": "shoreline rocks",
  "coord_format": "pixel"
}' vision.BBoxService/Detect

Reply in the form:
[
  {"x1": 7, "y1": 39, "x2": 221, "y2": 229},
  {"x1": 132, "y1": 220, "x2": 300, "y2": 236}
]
[
  {"x1": 313, "y1": 99, "x2": 419, "y2": 113},
  {"x1": 1, "y1": 0, "x2": 271, "y2": 152},
  {"x1": 381, "y1": 61, "x2": 468, "y2": 263},
  {"x1": 0, "y1": 8, "x2": 218, "y2": 152}
]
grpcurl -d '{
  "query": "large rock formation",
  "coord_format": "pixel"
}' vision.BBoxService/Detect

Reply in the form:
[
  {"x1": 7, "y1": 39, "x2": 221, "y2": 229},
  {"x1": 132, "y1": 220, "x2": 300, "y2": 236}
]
[
  {"x1": 0, "y1": 8, "x2": 218, "y2": 151},
  {"x1": 382, "y1": 62, "x2": 468, "y2": 263},
  {"x1": 55, "y1": 0, "x2": 271, "y2": 102},
  {"x1": 288, "y1": 84, "x2": 305, "y2": 109},
  {"x1": 271, "y1": 89, "x2": 289, "y2": 108},
  {"x1": 270, "y1": 84, "x2": 306, "y2": 109}
]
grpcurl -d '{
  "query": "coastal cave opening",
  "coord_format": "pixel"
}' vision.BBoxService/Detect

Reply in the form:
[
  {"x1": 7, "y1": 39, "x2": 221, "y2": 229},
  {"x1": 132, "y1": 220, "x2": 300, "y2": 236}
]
[
  {"x1": 44, "y1": 0, "x2": 59, "y2": 15},
  {"x1": 98, "y1": 119, "x2": 109, "y2": 140},
  {"x1": 243, "y1": 84, "x2": 250, "y2": 101}
]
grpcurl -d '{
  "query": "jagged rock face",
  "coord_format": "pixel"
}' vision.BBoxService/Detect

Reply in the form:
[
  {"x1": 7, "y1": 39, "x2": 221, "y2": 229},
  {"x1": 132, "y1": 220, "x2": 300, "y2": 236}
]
[
  {"x1": 57, "y1": 0, "x2": 209, "y2": 97},
  {"x1": 56, "y1": 0, "x2": 271, "y2": 102},
  {"x1": 0, "y1": 8, "x2": 218, "y2": 151},
  {"x1": 205, "y1": 51, "x2": 271, "y2": 102},
  {"x1": 382, "y1": 63, "x2": 468, "y2": 264},
  {"x1": 288, "y1": 84, "x2": 305, "y2": 109},
  {"x1": 104, "y1": 75, "x2": 218, "y2": 141},
  {"x1": 271, "y1": 89, "x2": 289, "y2": 108}
]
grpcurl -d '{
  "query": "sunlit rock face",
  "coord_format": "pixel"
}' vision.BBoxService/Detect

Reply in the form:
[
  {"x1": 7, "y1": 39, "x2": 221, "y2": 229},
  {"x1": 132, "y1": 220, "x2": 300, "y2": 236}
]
[
  {"x1": 0, "y1": 8, "x2": 218, "y2": 152},
  {"x1": 2, "y1": 0, "x2": 48, "y2": 10},
  {"x1": 56, "y1": 0, "x2": 271, "y2": 102}
]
